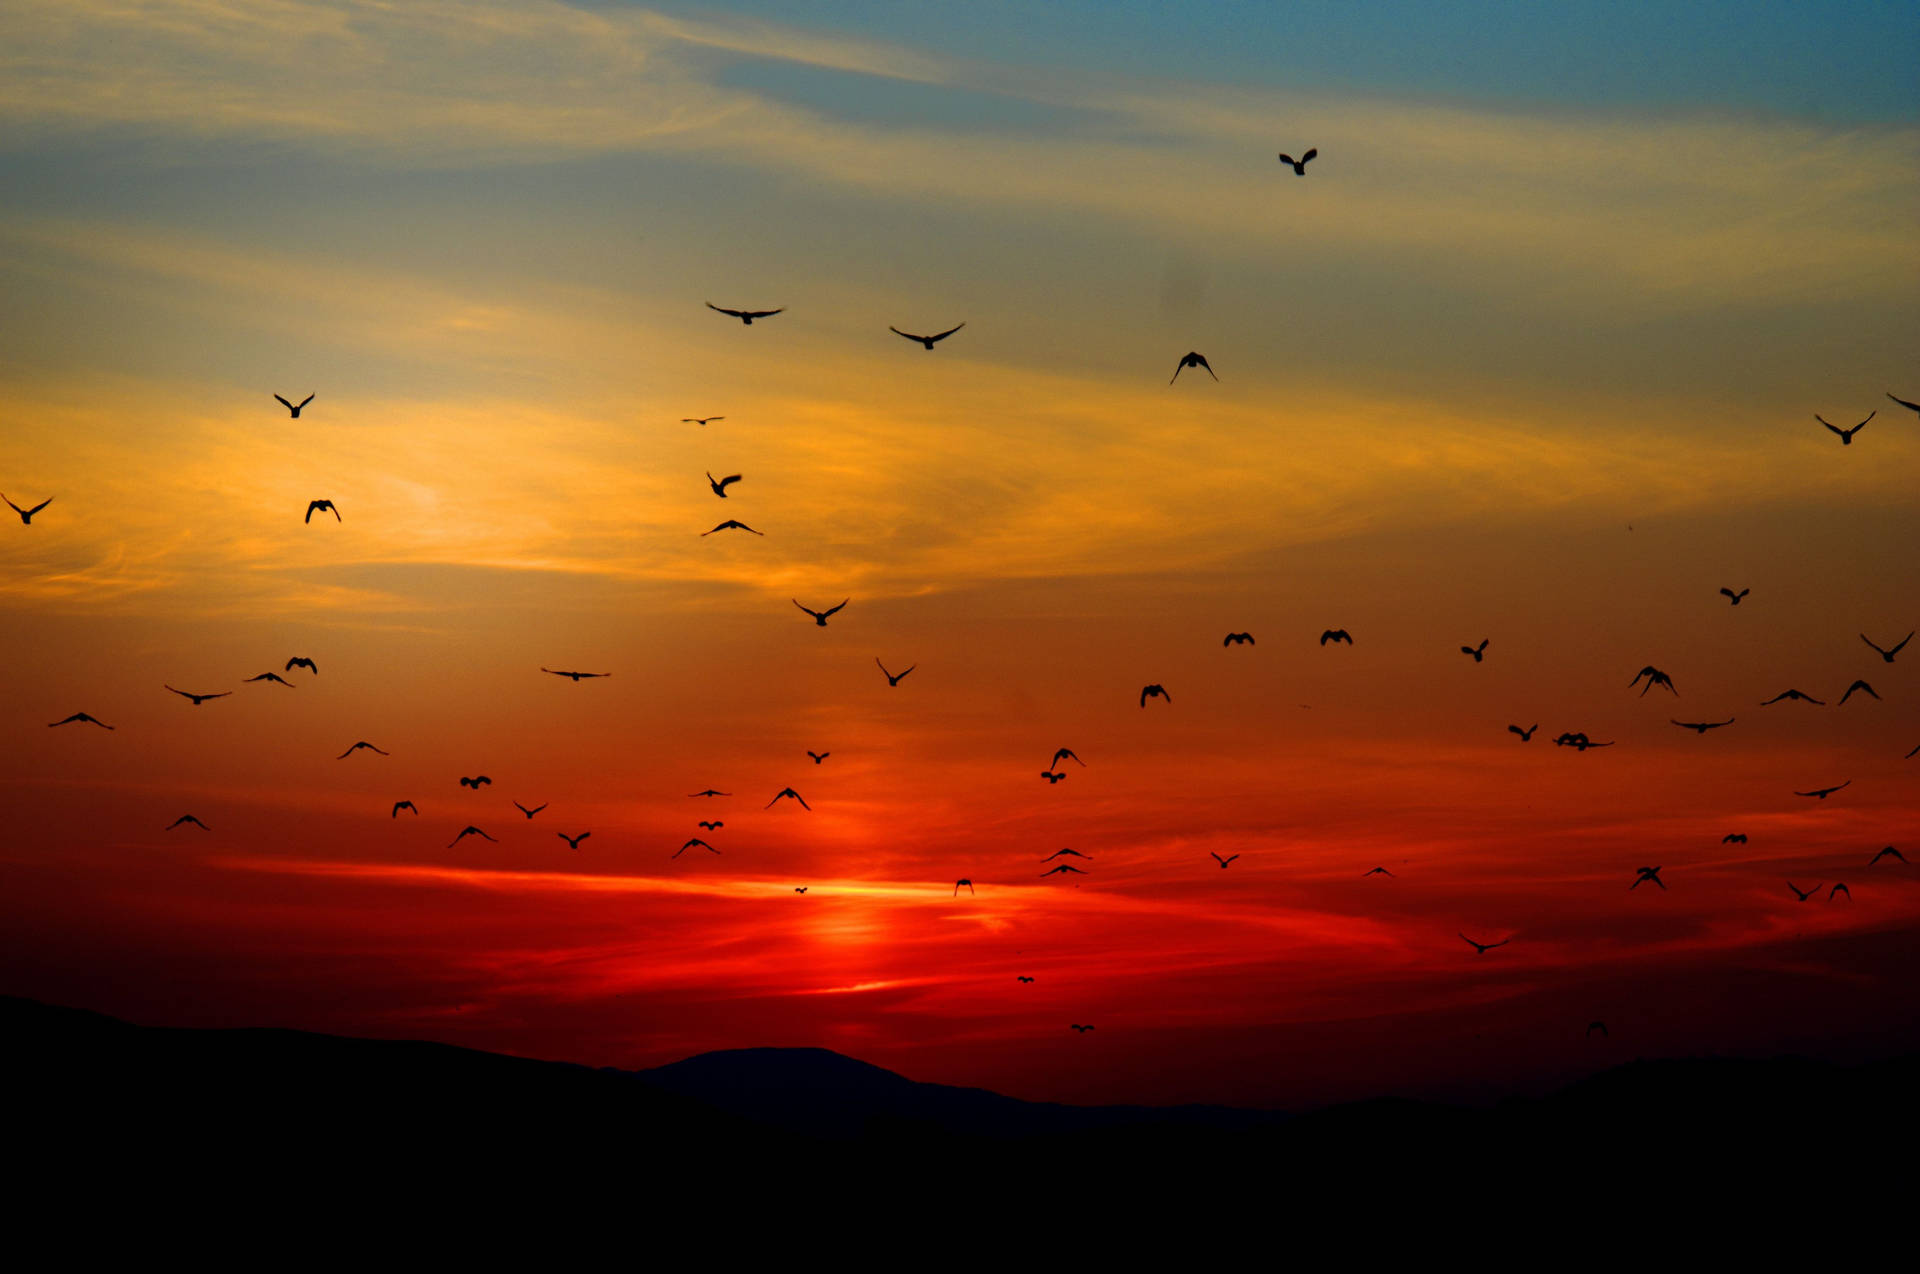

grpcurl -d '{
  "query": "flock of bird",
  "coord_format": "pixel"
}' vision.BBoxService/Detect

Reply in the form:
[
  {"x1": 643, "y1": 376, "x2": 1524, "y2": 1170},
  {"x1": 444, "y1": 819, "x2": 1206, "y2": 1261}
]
[{"x1": 15, "y1": 144, "x2": 1920, "y2": 1042}]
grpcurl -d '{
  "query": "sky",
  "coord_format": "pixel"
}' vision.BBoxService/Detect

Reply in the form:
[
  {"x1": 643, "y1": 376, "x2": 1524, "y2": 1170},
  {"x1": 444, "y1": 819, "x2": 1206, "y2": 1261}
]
[{"x1": 1, "y1": 0, "x2": 1917, "y2": 1110}]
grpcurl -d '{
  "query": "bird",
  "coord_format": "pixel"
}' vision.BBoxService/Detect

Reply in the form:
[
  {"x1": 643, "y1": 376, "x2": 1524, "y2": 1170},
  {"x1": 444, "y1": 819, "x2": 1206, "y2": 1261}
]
[
  {"x1": 337, "y1": 741, "x2": 387, "y2": 758},
  {"x1": 1044, "y1": 849, "x2": 1092, "y2": 861},
  {"x1": 286, "y1": 657, "x2": 318, "y2": 674},
  {"x1": 1069, "y1": 1024, "x2": 1095, "y2": 1033},
  {"x1": 673, "y1": 838, "x2": 720, "y2": 858},
  {"x1": 304, "y1": 499, "x2": 340, "y2": 523},
  {"x1": 793, "y1": 598, "x2": 848, "y2": 626},
  {"x1": 682, "y1": 416, "x2": 724, "y2": 426},
  {"x1": 1794, "y1": 780, "x2": 1851, "y2": 800},
  {"x1": 1040, "y1": 770, "x2": 1066, "y2": 783},
  {"x1": 1761, "y1": 689, "x2": 1824, "y2": 706},
  {"x1": 447, "y1": 826, "x2": 497, "y2": 848},
  {"x1": 702, "y1": 520, "x2": 762, "y2": 536},
  {"x1": 1829, "y1": 882, "x2": 1851, "y2": 901},
  {"x1": 876, "y1": 659, "x2": 916, "y2": 686},
  {"x1": 794, "y1": 886, "x2": 807, "y2": 893},
  {"x1": 1720, "y1": 587, "x2": 1749, "y2": 605},
  {"x1": 1839, "y1": 680, "x2": 1879, "y2": 705},
  {"x1": 1276, "y1": 147, "x2": 1317, "y2": 175},
  {"x1": 1050, "y1": 748, "x2": 1086, "y2": 769},
  {"x1": 1631, "y1": 866, "x2": 1666, "y2": 891},
  {"x1": 1586, "y1": 1021, "x2": 1608, "y2": 1039},
  {"x1": 1017, "y1": 976, "x2": 1034, "y2": 984},
  {"x1": 807, "y1": 751, "x2": 829, "y2": 764},
  {"x1": 1508, "y1": 724, "x2": 1538, "y2": 741},
  {"x1": 1319, "y1": 629, "x2": 1352, "y2": 645},
  {"x1": 766, "y1": 787, "x2": 811, "y2": 810},
  {"x1": 1722, "y1": 833, "x2": 1748, "y2": 844},
  {"x1": 1672, "y1": 718, "x2": 1734, "y2": 733},
  {"x1": 166, "y1": 815, "x2": 208, "y2": 831},
  {"x1": 1816, "y1": 411, "x2": 1872, "y2": 445},
  {"x1": 889, "y1": 322, "x2": 965, "y2": 349},
  {"x1": 707, "y1": 302, "x2": 783, "y2": 324},
  {"x1": 1629, "y1": 666, "x2": 1677, "y2": 696},
  {"x1": 542, "y1": 668, "x2": 610, "y2": 681},
  {"x1": 243, "y1": 672, "x2": 295, "y2": 687},
  {"x1": 1139, "y1": 684, "x2": 1172, "y2": 707},
  {"x1": 1211, "y1": 852, "x2": 1239, "y2": 869},
  {"x1": 558, "y1": 832, "x2": 590, "y2": 850},
  {"x1": 164, "y1": 685, "x2": 231, "y2": 706},
  {"x1": 1908, "y1": 743, "x2": 1920, "y2": 760},
  {"x1": 1869, "y1": 846, "x2": 1907, "y2": 866},
  {"x1": 1041, "y1": 864, "x2": 1087, "y2": 877},
  {"x1": 698, "y1": 821, "x2": 723, "y2": 831},
  {"x1": 1364, "y1": 866, "x2": 1394, "y2": 877},
  {"x1": 1861, "y1": 632, "x2": 1911, "y2": 663},
  {"x1": 954, "y1": 879, "x2": 974, "y2": 896},
  {"x1": 1459, "y1": 933, "x2": 1508, "y2": 954},
  {"x1": 48, "y1": 712, "x2": 112, "y2": 729},
  {"x1": 1222, "y1": 632, "x2": 1255, "y2": 647},
  {"x1": 1553, "y1": 732, "x2": 1614, "y2": 750},
  {"x1": 1169, "y1": 351, "x2": 1217, "y2": 384},
  {"x1": 513, "y1": 801, "x2": 547, "y2": 819},
  {"x1": 391, "y1": 801, "x2": 417, "y2": 818},
  {"x1": 706, "y1": 472, "x2": 742, "y2": 498},
  {"x1": 458, "y1": 776, "x2": 492, "y2": 789},
  {"x1": 274, "y1": 393, "x2": 315, "y2": 417},
  {"x1": 1461, "y1": 639, "x2": 1489, "y2": 663},
  {"x1": 1786, "y1": 881, "x2": 1820, "y2": 902},
  {"x1": 689, "y1": 790, "x2": 730, "y2": 798},
  {"x1": 1887, "y1": 391, "x2": 1919, "y2": 418},
  {"x1": 2, "y1": 493, "x2": 52, "y2": 524}
]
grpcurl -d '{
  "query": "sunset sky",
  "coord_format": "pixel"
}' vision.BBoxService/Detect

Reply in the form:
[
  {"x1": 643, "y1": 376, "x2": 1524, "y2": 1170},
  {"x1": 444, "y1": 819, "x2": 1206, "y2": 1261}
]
[{"x1": 2, "y1": 0, "x2": 1917, "y2": 1109}]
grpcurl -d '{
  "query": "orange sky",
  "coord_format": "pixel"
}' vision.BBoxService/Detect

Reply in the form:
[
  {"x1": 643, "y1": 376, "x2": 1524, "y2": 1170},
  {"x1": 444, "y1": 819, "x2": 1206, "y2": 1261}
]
[{"x1": 1, "y1": 0, "x2": 1917, "y2": 1107}]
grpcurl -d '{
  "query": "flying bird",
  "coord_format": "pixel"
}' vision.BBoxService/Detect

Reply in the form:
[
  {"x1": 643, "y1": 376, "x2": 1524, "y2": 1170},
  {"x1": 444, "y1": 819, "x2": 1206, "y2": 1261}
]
[
  {"x1": 1069, "y1": 1024, "x2": 1095, "y2": 1033},
  {"x1": 274, "y1": 393, "x2": 314, "y2": 417},
  {"x1": 1629, "y1": 666, "x2": 1677, "y2": 696},
  {"x1": 1720, "y1": 587, "x2": 1749, "y2": 605},
  {"x1": 337, "y1": 741, "x2": 387, "y2": 758},
  {"x1": 391, "y1": 801, "x2": 417, "y2": 818},
  {"x1": 1041, "y1": 864, "x2": 1087, "y2": 877},
  {"x1": 1794, "y1": 780, "x2": 1851, "y2": 800},
  {"x1": 702, "y1": 520, "x2": 762, "y2": 536},
  {"x1": 542, "y1": 668, "x2": 610, "y2": 681},
  {"x1": 166, "y1": 815, "x2": 208, "y2": 831},
  {"x1": 1860, "y1": 632, "x2": 1911, "y2": 663},
  {"x1": 1140, "y1": 684, "x2": 1172, "y2": 707},
  {"x1": 1816, "y1": 411, "x2": 1872, "y2": 445},
  {"x1": 1829, "y1": 882, "x2": 1851, "y2": 901},
  {"x1": 1508, "y1": 724, "x2": 1538, "y2": 741},
  {"x1": 1631, "y1": 866, "x2": 1667, "y2": 890},
  {"x1": 1722, "y1": 833, "x2": 1747, "y2": 844},
  {"x1": 1461, "y1": 639, "x2": 1489, "y2": 663},
  {"x1": 698, "y1": 821, "x2": 723, "y2": 831},
  {"x1": 513, "y1": 801, "x2": 547, "y2": 819},
  {"x1": 807, "y1": 751, "x2": 829, "y2": 764},
  {"x1": 286, "y1": 657, "x2": 318, "y2": 674},
  {"x1": 1223, "y1": 632, "x2": 1255, "y2": 647},
  {"x1": 243, "y1": 672, "x2": 294, "y2": 687},
  {"x1": 682, "y1": 416, "x2": 724, "y2": 426},
  {"x1": 1672, "y1": 718, "x2": 1734, "y2": 733},
  {"x1": 558, "y1": 832, "x2": 590, "y2": 850},
  {"x1": 1211, "y1": 852, "x2": 1239, "y2": 869},
  {"x1": 1320, "y1": 629, "x2": 1352, "y2": 646},
  {"x1": 954, "y1": 879, "x2": 974, "y2": 896},
  {"x1": 706, "y1": 471, "x2": 741, "y2": 498},
  {"x1": 1886, "y1": 391, "x2": 1919, "y2": 418},
  {"x1": 48, "y1": 712, "x2": 112, "y2": 729},
  {"x1": 1044, "y1": 849, "x2": 1092, "y2": 861},
  {"x1": 766, "y1": 788, "x2": 811, "y2": 810},
  {"x1": 2, "y1": 493, "x2": 52, "y2": 524},
  {"x1": 1839, "y1": 680, "x2": 1879, "y2": 705},
  {"x1": 1587, "y1": 1021, "x2": 1608, "y2": 1039},
  {"x1": 304, "y1": 500, "x2": 340, "y2": 523},
  {"x1": 876, "y1": 659, "x2": 916, "y2": 686},
  {"x1": 689, "y1": 790, "x2": 730, "y2": 798},
  {"x1": 458, "y1": 776, "x2": 492, "y2": 789},
  {"x1": 1869, "y1": 846, "x2": 1907, "y2": 866},
  {"x1": 1169, "y1": 351, "x2": 1217, "y2": 384},
  {"x1": 164, "y1": 685, "x2": 231, "y2": 706},
  {"x1": 793, "y1": 598, "x2": 848, "y2": 626},
  {"x1": 447, "y1": 826, "x2": 497, "y2": 848},
  {"x1": 1786, "y1": 882, "x2": 1820, "y2": 902},
  {"x1": 1364, "y1": 866, "x2": 1394, "y2": 877},
  {"x1": 1040, "y1": 770, "x2": 1066, "y2": 783},
  {"x1": 1553, "y1": 732, "x2": 1614, "y2": 750},
  {"x1": 889, "y1": 322, "x2": 965, "y2": 349},
  {"x1": 1017, "y1": 976, "x2": 1034, "y2": 983},
  {"x1": 673, "y1": 838, "x2": 720, "y2": 858},
  {"x1": 706, "y1": 302, "x2": 783, "y2": 325},
  {"x1": 1050, "y1": 748, "x2": 1086, "y2": 769},
  {"x1": 1760, "y1": 689, "x2": 1823, "y2": 706},
  {"x1": 1459, "y1": 933, "x2": 1508, "y2": 954},
  {"x1": 1276, "y1": 147, "x2": 1317, "y2": 175},
  {"x1": 794, "y1": 886, "x2": 807, "y2": 893}
]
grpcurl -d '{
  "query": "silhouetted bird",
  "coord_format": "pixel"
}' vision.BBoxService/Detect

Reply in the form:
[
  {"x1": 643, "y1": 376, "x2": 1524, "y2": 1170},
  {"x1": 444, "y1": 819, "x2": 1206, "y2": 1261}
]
[
  {"x1": 166, "y1": 815, "x2": 208, "y2": 831},
  {"x1": 703, "y1": 520, "x2": 762, "y2": 536},
  {"x1": 447, "y1": 826, "x2": 497, "y2": 848},
  {"x1": 1364, "y1": 866, "x2": 1394, "y2": 877},
  {"x1": 1223, "y1": 632, "x2": 1255, "y2": 647},
  {"x1": 459, "y1": 776, "x2": 491, "y2": 789},
  {"x1": 1070, "y1": 1024, "x2": 1095, "y2": 1033},
  {"x1": 1720, "y1": 587, "x2": 1748, "y2": 605},
  {"x1": 513, "y1": 801, "x2": 547, "y2": 819},
  {"x1": 1761, "y1": 689, "x2": 1823, "y2": 706},
  {"x1": 876, "y1": 659, "x2": 916, "y2": 686},
  {"x1": 1860, "y1": 632, "x2": 1911, "y2": 663},
  {"x1": 1869, "y1": 846, "x2": 1907, "y2": 866},
  {"x1": 689, "y1": 790, "x2": 730, "y2": 798},
  {"x1": 1017, "y1": 976, "x2": 1034, "y2": 983},
  {"x1": 1040, "y1": 770, "x2": 1066, "y2": 783},
  {"x1": 1044, "y1": 849, "x2": 1092, "y2": 861},
  {"x1": 698, "y1": 821, "x2": 723, "y2": 831},
  {"x1": 890, "y1": 322, "x2": 965, "y2": 349},
  {"x1": 1509, "y1": 724, "x2": 1538, "y2": 741},
  {"x1": 1041, "y1": 864, "x2": 1087, "y2": 877},
  {"x1": 1051, "y1": 748, "x2": 1086, "y2": 768},
  {"x1": 794, "y1": 598, "x2": 848, "y2": 626},
  {"x1": 1459, "y1": 933, "x2": 1508, "y2": 954},
  {"x1": 807, "y1": 751, "x2": 829, "y2": 764},
  {"x1": 1794, "y1": 780, "x2": 1850, "y2": 800},
  {"x1": 682, "y1": 417, "x2": 724, "y2": 426},
  {"x1": 1630, "y1": 666, "x2": 1677, "y2": 696},
  {"x1": 243, "y1": 672, "x2": 294, "y2": 687},
  {"x1": 766, "y1": 787, "x2": 811, "y2": 810},
  {"x1": 706, "y1": 471, "x2": 741, "y2": 498},
  {"x1": 954, "y1": 879, "x2": 974, "y2": 896},
  {"x1": 1461, "y1": 639, "x2": 1489, "y2": 663},
  {"x1": 48, "y1": 712, "x2": 112, "y2": 729},
  {"x1": 707, "y1": 303, "x2": 783, "y2": 325},
  {"x1": 1722, "y1": 833, "x2": 1747, "y2": 844},
  {"x1": 274, "y1": 393, "x2": 314, "y2": 417},
  {"x1": 558, "y1": 832, "x2": 590, "y2": 849},
  {"x1": 1169, "y1": 351, "x2": 1217, "y2": 384},
  {"x1": 673, "y1": 838, "x2": 720, "y2": 858},
  {"x1": 1839, "y1": 680, "x2": 1879, "y2": 705},
  {"x1": 1887, "y1": 392, "x2": 1919, "y2": 418},
  {"x1": 1553, "y1": 732, "x2": 1614, "y2": 750},
  {"x1": 1631, "y1": 866, "x2": 1666, "y2": 890},
  {"x1": 338, "y1": 741, "x2": 387, "y2": 758},
  {"x1": 164, "y1": 685, "x2": 230, "y2": 705},
  {"x1": 392, "y1": 801, "x2": 417, "y2": 818},
  {"x1": 794, "y1": 886, "x2": 807, "y2": 893},
  {"x1": 1587, "y1": 1021, "x2": 1608, "y2": 1039},
  {"x1": 1816, "y1": 411, "x2": 1872, "y2": 444},
  {"x1": 1829, "y1": 882, "x2": 1851, "y2": 901},
  {"x1": 304, "y1": 500, "x2": 339, "y2": 523},
  {"x1": 2, "y1": 493, "x2": 52, "y2": 524},
  {"x1": 1787, "y1": 881, "x2": 1820, "y2": 902},
  {"x1": 1276, "y1": 148, "x2": 1317, "y2": 175},
  {"x1": 1140, "y1": 684, "x2": 1172, "y2": 707},
  {"x1": 542, "y1": 668, "x2": 610, "y2": 680},
  {"x1": 1211, "y1": 852, "x2": 1239, "y2": 869},
  {"x1": 1672, "y1": 718, "x2": 1733, "y2": 733},
  {"x1": 1320, "y1": 629, "x2": 1352, "y2": 645},
  {"x1": 286, "y1": 656, "x2": 318, "y2": 674}
]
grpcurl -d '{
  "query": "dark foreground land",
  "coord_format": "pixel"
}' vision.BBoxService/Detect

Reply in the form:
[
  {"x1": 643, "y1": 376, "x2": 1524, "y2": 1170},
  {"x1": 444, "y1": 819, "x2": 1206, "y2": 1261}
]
[{"x1": 6, "y1": 994, "x2": 1912, "y2": 1242}]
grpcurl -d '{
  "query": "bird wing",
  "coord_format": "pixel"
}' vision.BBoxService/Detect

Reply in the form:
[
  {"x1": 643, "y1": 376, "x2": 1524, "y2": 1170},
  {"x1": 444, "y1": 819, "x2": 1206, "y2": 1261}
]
[
  {"x1": 26, "y1": 497, "x2": 51, "y2": 515},
  {"x1": 718, "y1": 474, "x2": 741, "y2": 490},
  {"x1": 930, "y1": 322, "x2": 965, "y2": 341},
  {"x1": 1301, "y1": 148, "x2": 1317, "y2": 162},
  {"x1": 706, "y1": 303, "x2": 741, "y2": 317},
  {"x1": 1861, "y1": 635, "x2": 1889, "y2": 657},
  {"x1": 1816, "y1": 414, "x2": 1841, "y2": 435},
  {"x1": 888, "y1": 326, "x2": 921, "y2": 342},
  {"x1": 898, "y1": 665, "x2": 915, "y2": 678},
  {"x1": 823, "y1": 599, "x2": 849, "y2": 617},
  {"x1": 275, "y1": 395, "x2": 293, "y2": 410},
  {"x1": 1894, "y1": 632, "x2": 1915, "y2": 655},
  {"x1": 1887, "y1": 392, "x2": 1920, "y2": 414},
  {"x1": 748, "y1": 308, "x2": 784, "y2": 318},
  {"x1": 1277, "y1": 153, "x2": 1295, "y2": 166},
  {"x1": 297, "y1": 394, "x2": 314, "y2": 409}
]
